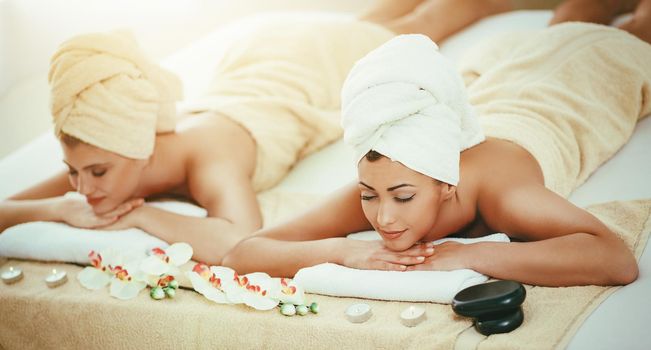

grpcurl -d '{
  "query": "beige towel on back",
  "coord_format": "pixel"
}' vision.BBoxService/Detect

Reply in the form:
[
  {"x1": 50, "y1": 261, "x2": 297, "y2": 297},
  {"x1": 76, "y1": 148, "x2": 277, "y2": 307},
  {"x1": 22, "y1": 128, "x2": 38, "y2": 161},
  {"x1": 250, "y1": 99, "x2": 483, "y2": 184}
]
[
  {"x1": 186, "y1": 15, "x2": 394, "y2": 191},
  {"x1": 460, "y1": 23, "x2": 651, "y2": 197}
]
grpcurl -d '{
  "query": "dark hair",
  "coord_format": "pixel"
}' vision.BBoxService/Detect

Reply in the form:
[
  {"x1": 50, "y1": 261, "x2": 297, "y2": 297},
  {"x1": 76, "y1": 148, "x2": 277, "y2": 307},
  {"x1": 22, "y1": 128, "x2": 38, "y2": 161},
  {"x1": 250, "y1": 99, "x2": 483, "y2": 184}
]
[
  {"x1": 364, "y1": 150, "x2": 385, "y2": 162},
  {"x1": 59, "y1": 132, "x2": 84, "y2": 147}
]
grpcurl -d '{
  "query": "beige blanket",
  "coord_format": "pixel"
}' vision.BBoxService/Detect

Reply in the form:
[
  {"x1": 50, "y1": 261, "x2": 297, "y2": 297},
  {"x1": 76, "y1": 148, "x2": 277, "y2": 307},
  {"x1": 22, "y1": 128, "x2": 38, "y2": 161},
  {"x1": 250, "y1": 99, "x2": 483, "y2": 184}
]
[
  {"x1": 1, "y1": 198, "x2": 649, "y2": 349},
  {"x1": 186, "y1": 16, "x2": 393, "y2": 192},
  {"x1": 461, "y1": 23, "x2": 651, "y2": 197}
]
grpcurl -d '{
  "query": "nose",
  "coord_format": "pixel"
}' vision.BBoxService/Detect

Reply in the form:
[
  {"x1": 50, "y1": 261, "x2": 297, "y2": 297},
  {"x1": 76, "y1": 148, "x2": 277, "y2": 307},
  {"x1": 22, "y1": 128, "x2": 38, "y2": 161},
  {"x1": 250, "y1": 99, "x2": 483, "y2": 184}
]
[
  {"x1": 376, "y1": 201, "x2": 397, "y2": 227},
  {"x1": 76, "y1": 174, "x2": 95, "y2": 196}
]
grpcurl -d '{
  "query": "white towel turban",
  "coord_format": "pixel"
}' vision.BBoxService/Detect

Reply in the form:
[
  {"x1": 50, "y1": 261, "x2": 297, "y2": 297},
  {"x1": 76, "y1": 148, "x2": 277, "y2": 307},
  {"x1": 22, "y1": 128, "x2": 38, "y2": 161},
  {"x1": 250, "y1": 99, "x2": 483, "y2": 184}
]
[
  {"x1": 341, "y1": 34, "x2": 484, "y2": 185},
  {"x1": 49, "y1": 30, "x2": 183, "y2": 159}
]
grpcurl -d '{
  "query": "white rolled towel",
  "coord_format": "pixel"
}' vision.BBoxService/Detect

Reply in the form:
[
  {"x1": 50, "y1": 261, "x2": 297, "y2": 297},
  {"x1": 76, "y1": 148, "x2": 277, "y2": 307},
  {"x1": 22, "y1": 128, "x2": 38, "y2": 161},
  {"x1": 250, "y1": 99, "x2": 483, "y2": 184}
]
[
  {"x1": 341, "y1": 34, "x2": 484, "y2": 185},
  {"x1": 294, "y1": 233, "x2": 509, "y2": 303}
]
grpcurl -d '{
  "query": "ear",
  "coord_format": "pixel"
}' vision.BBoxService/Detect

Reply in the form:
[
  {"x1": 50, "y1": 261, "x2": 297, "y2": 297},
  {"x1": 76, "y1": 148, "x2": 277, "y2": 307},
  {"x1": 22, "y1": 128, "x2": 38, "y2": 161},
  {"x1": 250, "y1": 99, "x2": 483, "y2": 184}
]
[{"x1": 439, "y1": 183, "x2": 457, "y2": 201}]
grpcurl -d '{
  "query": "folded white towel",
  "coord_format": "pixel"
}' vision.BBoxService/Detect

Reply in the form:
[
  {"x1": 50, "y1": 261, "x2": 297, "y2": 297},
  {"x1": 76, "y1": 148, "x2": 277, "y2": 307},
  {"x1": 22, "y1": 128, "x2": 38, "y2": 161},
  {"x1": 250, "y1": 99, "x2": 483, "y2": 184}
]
[
  {"x1": 294, "y1": 233, "x2": 510, "y2": 303},
  {"x1": 341, "y1": 34, "x2": 484, "y2": 185},
  {"x1": 0, "y1": 199, "x2": 206, "y2": 264}
]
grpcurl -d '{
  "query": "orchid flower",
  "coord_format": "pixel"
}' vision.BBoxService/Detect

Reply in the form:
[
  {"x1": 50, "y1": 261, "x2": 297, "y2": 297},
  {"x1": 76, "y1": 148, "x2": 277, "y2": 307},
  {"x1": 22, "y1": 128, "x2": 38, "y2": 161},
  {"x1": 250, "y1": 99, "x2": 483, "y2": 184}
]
[
  {"x1": 185, "y1": 263, "x2": 229, "y2": 304},
  {"x1": 223, "y1": 271, "x2": 280, "y2": 311},
  {"x1": 140, "y1": 243, "x2": 193, "y2": 278},
  {"x1": 274, "y1": 278, "x2": 306, "y2": 306},
  {"x1": 77, "y1": 250, "x2": 146, "y2": 300},
  {"x1": 107, "y1": 261, "x2": 147, "y2": 300},
  {"x1": 77, "y1": 250, "x2": 112, "y2": 290}
]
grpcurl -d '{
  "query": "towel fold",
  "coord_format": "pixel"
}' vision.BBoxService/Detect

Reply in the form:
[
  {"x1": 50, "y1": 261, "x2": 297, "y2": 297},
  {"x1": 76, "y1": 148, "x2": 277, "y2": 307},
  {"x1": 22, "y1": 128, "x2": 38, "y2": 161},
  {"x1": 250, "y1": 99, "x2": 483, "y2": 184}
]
[
  {"x1": 49, "y1": 30, "x2": 183, "y2": 159},
  {"x1": 294, "y1": 233, "x2": 510, "y2": 303},
  {"x1": 341, "y1": 34, "x2": 484, "y2": 185}
]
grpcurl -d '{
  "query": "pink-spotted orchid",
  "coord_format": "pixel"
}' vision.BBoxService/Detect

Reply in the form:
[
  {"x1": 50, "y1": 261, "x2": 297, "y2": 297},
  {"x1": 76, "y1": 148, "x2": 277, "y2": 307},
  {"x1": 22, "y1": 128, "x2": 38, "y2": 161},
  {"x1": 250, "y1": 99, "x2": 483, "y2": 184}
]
[
  {"x1": 222, "y1": 271, "x2": 280, "y2": 311},
  {"x1": 77, "y1": 250, "x2": 146, "y2": 300},
  {"x1": 185, "y1": 263, "x2": 229, "y2": 304},
  {"x1": 140, "y1": 243, "x2": 193, "y2": 278},
  {"x1": 274, "y1": 278, "x2": 305, "y2": 306}
]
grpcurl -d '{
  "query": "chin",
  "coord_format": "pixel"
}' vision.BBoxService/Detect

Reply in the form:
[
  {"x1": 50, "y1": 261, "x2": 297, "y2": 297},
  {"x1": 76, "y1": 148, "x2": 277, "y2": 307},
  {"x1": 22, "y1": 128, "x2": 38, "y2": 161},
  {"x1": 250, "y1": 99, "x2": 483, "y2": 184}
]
[
  {"x1": 91, "y1": 199, "x2": 120, "y2": 215},
  {"x1": 383, "y1": 239, "x2": 417, "y2": 252}
]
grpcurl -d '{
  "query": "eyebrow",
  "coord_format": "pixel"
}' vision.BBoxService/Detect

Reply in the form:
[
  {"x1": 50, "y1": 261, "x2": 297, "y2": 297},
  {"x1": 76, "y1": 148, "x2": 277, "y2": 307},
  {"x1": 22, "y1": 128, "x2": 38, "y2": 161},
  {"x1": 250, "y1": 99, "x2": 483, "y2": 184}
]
[
  {"x1": 359, "y1": 182, "x2": 415, "y2": 192},
  {"x1": 63, "y1": 160, "x2": 110, "y2": 170}
]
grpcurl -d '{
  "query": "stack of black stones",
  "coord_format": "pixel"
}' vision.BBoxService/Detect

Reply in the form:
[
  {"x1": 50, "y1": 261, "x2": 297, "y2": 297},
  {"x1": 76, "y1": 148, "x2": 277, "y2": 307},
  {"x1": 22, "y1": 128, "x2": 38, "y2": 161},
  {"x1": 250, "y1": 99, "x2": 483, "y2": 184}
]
[{"x1": 452, "y1": 280, "x2": 526, "y2": 335}]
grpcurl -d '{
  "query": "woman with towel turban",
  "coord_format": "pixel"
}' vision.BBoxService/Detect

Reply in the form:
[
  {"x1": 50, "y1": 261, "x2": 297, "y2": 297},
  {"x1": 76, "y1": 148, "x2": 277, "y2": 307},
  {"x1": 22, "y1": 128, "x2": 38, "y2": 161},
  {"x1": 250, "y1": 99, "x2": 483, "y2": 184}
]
[
  {"x1": 0, "y1": 15, "x2": 401, "y2": 264},
  {"x1": 224, "y1": 23, "x2": 651, "y2": 287},
  {"x1": 2, "y1": 2, "x2": 514, "y2": 264}
]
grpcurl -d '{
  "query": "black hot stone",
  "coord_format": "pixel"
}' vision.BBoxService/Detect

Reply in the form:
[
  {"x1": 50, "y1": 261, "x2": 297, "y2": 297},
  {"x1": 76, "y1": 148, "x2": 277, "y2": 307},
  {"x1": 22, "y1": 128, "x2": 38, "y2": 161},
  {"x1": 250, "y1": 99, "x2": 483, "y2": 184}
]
[
  {"x1": 475, "y1": 307, "x2": 524, "y2": 335},
  {"x1": 452, "y1": 280, "x2": 526, "y2": 318}
]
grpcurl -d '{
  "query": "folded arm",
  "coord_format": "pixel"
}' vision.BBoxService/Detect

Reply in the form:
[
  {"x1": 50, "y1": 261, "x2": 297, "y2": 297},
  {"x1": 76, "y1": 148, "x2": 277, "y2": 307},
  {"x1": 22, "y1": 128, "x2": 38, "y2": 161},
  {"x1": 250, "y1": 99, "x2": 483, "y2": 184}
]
[
  {"x1": 409, "y1": 184, "x2": 638, "y2": 286},
  {"x1": 222, "y1": 182, "x2": 434, "y2": 277},
  {"x1": 479, "y1": 184, "x2": 637, "y2": 286},
  {"x1": 1, "y1": 171, "x2": 73, "y2": 232},
  {"x1": 106, "y1": 160, "x2": 262, "y2": 265}
]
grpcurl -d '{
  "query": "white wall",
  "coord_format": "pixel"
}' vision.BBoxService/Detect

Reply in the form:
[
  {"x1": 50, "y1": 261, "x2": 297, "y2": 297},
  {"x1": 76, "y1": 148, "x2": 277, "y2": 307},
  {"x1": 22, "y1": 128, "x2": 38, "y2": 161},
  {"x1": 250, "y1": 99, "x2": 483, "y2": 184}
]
[{"x1": 0, "y1": 0, "x2": 374, "y2": 158}]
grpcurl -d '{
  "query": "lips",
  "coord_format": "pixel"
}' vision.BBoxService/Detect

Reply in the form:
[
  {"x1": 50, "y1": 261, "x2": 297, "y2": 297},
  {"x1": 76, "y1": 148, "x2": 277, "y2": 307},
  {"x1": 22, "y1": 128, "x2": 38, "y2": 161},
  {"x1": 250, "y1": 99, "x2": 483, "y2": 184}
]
[
  {"x1": 86, "y1": 196, "x2": 105, "y2": 206},
  {"x1": 380, "y1": 229, "x2": 406, "y2": 240}
]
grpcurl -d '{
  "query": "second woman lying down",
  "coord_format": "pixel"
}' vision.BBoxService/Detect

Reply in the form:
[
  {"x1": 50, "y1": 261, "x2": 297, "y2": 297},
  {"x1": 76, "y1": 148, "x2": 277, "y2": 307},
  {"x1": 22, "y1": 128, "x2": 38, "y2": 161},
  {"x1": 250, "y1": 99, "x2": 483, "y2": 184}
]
[{"x1": 224, "y1": 23, "x2": 651, "y2": 287}]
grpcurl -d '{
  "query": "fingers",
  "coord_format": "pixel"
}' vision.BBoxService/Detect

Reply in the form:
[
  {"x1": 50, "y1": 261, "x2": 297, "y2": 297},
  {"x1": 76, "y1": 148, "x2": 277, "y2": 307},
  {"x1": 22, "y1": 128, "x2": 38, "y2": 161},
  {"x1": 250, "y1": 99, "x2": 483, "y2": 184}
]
[
  {"x1": 400, "y1": 242, "x2": 435, "y2": 257},
  {"x1": 383, "y1": 255, "x2": 427, "y2": 266},
  {"x1": 405, "y1": 264, "x2": 427, "y2": 271},
  {"x1": 376, "y1": 261, "x2": 408, "y2": 271}
]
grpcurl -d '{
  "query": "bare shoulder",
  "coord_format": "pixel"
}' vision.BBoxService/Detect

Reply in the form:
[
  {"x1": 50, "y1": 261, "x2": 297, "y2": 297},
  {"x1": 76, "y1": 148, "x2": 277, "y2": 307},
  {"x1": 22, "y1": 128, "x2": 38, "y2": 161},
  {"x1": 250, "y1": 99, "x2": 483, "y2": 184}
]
[
  {"x1": 178, "y1": 112, "x2": 256, "y2": 171},
  {"x1": 469, "y1": 139, "x2": 607, "y2": 241},
  {"x1": 175, "y1": 112, "x2": 259, "y2": 219}
]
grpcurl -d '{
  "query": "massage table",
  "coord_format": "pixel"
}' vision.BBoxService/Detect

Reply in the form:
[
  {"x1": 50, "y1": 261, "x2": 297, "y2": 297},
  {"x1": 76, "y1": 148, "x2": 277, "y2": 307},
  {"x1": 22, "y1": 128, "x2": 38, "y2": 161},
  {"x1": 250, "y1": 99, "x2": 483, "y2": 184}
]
[{"x1": 1, "y1": 10, "x2": 649, "y2": 350}]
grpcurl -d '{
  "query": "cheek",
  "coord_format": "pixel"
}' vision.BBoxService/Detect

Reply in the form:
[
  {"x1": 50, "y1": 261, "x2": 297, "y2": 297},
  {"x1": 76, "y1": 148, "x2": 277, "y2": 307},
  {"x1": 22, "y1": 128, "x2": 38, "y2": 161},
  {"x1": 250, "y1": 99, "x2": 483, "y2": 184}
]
[
  {"x1": 102, "y1": 169, "x2": 139, "y2": 199},
  {"x1": 360, "y1": 201, "x2": 378, "y2": 225},
  {"x1": 68, "y1": 175, "x2": 77, "y2": 189},
  {"x1": 405, "y1": 198, "x2": 439, "y2": 235}
]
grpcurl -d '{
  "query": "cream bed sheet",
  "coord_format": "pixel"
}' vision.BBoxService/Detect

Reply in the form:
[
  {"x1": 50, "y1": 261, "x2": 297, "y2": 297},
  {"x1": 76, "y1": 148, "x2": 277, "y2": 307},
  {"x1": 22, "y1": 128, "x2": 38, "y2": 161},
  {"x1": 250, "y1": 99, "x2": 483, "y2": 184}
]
[{"x1": 1, "y1": 11, "x2": 650, "y2": 350}]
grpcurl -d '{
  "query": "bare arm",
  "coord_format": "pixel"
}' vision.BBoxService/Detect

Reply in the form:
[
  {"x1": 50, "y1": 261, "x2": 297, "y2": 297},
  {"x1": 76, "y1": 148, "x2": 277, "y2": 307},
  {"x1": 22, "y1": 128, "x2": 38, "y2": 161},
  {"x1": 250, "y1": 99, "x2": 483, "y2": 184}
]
[
  {"x1": 104, "y1": 157, "x2": 261, "y2": 264},
  {"x1": 410, "y1": 184, "x2": 638, "y2": 286},
  {"x1": 476, "y1": 184, "x2": 637, "y2": 286},
  {"x1": 222, "y1": 182, "x2": 369, "y2": 276},
  {"x1": 222, "y1": 182, "x2": 432, "y2": 277},
  {"x1": 1, "y1": 171, "x2": 71, "y2": 232}
]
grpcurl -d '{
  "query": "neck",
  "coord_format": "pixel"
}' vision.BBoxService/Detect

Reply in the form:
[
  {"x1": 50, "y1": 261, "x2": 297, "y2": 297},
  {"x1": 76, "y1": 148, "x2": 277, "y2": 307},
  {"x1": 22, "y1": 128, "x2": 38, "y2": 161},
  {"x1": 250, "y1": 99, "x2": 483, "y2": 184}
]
[
  {"x1": 425, "y1": 163, "x2": 478, "y2": 240},
  {"x1": 134, "y1": 133, "x2": 187, "y2": 198},
  {"x1": 431, "y1": 191, "x2": 466, "y2": 238}
]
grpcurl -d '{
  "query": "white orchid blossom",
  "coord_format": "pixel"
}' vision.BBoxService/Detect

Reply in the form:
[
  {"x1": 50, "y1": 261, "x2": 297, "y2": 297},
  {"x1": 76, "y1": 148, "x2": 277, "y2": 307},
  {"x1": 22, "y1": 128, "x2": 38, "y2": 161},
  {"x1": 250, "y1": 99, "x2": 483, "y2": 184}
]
[
  {"x1": 186, "y1": 263, "x2": 229, "y2": 304},
  {"x1": 140, "y1": 243, "x2": 193, "y2": 278},
  {"x1": 77, "y1": 250, "x2": 146, "y2": 300},
  {"x1": 275, "y1": 278, "x2": 306, "y2": 306}
]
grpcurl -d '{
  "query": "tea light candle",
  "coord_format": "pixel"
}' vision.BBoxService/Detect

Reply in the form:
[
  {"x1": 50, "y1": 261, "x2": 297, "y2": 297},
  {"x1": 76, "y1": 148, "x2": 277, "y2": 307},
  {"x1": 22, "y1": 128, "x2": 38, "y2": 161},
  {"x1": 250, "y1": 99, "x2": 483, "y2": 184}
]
[
  {"x1": 44, "y1": 269, "x2": 68, "y2": 288},
  {"x1": 400, "y1": 305, "x2": 427, "y2": 327},
  {"x1": 345, "y1": 303, "x2": 372, "y2": 323},
  {"x1": 1, "y1": 266, "x2": 24, "y2": 284}
]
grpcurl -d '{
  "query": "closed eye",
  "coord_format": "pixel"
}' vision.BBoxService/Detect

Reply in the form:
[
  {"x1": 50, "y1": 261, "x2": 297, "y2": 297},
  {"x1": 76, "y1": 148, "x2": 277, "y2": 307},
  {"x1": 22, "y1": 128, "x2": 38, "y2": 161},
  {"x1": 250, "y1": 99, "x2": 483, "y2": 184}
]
[
  {"x1": 92, "y1": 169, "x2": 107, "y2": 177},
  {"x1": 361, "y1": 195, "x2": 376, "y2": 201},
  {"x1": 395, "y1": 194, "x2": 415, "y2": 203}
]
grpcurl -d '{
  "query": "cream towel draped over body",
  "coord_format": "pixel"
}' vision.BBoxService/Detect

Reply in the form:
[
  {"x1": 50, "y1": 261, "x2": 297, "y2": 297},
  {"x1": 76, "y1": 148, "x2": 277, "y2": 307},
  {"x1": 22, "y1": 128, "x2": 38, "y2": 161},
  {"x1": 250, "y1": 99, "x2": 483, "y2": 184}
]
[
  {"x1": 187, "y1": 16, "x2": 394, "y2": 192},
  {"x1": 461, "y1": 23, "x2": 651, "y2": 196}
]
